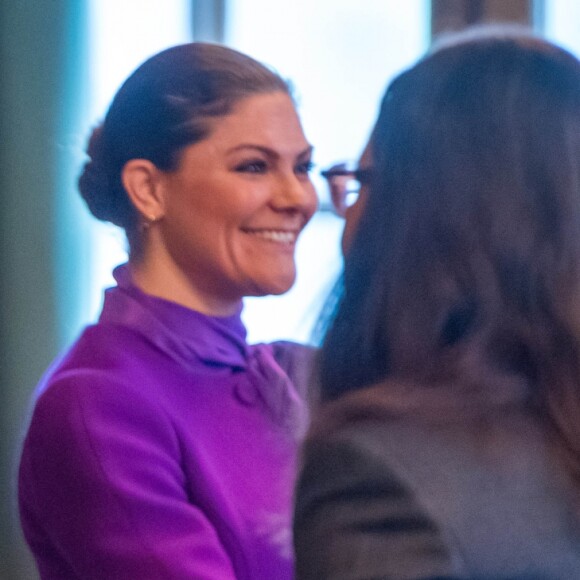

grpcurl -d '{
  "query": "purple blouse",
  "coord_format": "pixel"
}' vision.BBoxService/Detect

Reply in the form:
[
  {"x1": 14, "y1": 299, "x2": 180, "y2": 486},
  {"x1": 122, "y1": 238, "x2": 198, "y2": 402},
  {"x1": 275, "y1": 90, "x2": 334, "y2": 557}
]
[{"x1": 18, "y1": 265, "x2": 314, "y2": 579}]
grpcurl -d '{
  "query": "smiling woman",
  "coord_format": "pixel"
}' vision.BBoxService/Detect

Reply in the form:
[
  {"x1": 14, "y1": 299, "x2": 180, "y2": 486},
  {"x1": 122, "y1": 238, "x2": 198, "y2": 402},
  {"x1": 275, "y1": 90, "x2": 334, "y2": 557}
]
[
  {"x1": 124, "y1": 91, "x2": 317, "y2": 315},
  {"x1": 18, "y1": 43, "x2": 316, "y2": 580}
]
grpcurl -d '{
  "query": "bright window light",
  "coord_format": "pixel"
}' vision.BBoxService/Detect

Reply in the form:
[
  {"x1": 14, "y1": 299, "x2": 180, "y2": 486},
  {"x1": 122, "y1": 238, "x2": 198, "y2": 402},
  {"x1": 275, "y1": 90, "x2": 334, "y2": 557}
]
[
  {"x1": 83, "y1": 1, "x2": 429, "y2": 345},
  {"x1": 226, "y1": 0, "x2": 430, "y2": 343},
  {"x1": 84, "y1": 0, "x2": 192, "y2": 322},
  {"x1": 542, "y1": 0, "x2": 580, "y2": 56}
]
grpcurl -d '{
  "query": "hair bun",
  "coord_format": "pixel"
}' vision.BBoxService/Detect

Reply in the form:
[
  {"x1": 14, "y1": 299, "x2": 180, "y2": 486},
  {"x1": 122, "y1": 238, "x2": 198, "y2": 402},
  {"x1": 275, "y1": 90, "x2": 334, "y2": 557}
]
[{"x1": 78, "y1": 125, "x2": 124, "y2": 226}]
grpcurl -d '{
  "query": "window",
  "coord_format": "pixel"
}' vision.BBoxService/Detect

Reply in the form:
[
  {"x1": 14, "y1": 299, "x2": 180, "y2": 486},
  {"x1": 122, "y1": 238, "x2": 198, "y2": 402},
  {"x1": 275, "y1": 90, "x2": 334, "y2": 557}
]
[
  {"x1": 226, "y1": 0, "x2": 429, "y2": 342},
  {"x1": 83, "y1": 1, "x2": 429, "y2": 344},
  {"x1": 83, "y1": 0, "x2": 192, "y2": 327},
  {"x1": 542, "y1": 0, "x2": 580, "y2": 56}
]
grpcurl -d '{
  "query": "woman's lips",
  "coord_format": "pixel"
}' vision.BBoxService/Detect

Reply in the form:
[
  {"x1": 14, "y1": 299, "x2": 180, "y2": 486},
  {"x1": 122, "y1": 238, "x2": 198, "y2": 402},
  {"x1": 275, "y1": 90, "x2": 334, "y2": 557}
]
[{"x1": 242, "y1": 229, "x2": 298, "y2": 243}]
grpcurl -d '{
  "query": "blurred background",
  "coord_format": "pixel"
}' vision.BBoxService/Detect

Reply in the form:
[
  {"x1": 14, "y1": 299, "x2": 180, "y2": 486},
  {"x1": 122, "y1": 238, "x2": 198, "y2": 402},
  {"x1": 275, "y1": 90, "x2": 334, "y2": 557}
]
[{"x1": 1, "y1": 1, "x2": 577, "y2": 577}]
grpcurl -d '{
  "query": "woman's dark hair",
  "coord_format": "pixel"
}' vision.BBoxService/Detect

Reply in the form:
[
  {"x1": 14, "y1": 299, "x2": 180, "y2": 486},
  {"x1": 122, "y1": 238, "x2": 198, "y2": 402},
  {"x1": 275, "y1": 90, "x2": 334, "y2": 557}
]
[
  {"x1": 319, "y1": 29, "x2": 580, "y2": 459},
  {"x1": 78, "y1": 42, "x2": 290, "y2": 251}
]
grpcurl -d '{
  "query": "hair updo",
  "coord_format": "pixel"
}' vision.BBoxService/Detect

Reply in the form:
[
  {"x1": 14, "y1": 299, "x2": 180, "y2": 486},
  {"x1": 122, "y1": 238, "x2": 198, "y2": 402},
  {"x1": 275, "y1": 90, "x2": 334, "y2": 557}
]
[{"x1": 78, "y1": 42, "x2": 290, "y2": 251}]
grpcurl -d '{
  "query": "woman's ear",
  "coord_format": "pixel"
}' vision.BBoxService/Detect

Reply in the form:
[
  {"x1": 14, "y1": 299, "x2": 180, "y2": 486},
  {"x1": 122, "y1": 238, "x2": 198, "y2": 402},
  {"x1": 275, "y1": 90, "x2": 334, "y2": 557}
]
[{"x1": 121, "y1": 159, "x2": 166, "y2": 222}]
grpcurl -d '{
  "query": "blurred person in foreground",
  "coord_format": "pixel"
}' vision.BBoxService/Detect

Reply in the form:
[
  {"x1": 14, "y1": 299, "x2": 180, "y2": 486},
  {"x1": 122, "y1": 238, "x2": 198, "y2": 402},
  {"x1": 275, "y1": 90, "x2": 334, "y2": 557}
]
[{"x1": 294, "y1": 28, "x2": 580, "y2": 579}]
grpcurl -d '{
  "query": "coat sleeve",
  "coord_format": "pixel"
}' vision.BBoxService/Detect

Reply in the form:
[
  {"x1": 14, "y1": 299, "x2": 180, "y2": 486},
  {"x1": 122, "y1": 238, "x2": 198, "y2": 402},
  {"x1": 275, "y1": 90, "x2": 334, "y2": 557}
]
[
  {"x1": 293, "y1": 429, "x2": 456, "y2": 580},
  {"x1": 18, "y1": 371, "x2": 238, "y2": 580}
]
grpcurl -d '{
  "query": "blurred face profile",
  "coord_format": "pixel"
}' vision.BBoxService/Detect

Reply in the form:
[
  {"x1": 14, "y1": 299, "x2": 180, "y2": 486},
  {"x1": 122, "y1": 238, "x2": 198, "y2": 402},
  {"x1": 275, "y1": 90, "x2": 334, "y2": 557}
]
[
  {"x1": 155, "y1": 92, "x2": 318, "y2": 307},
  {"x1": 341, "y1": 140, "x2": 373, "y2": 255}
]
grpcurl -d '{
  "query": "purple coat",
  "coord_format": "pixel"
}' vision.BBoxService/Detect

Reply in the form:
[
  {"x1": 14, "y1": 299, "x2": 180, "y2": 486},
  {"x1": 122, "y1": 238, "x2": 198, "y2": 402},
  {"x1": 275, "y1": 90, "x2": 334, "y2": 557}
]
[{"x1": 19, "y1": 265, "x2": 314, "y2": 579}]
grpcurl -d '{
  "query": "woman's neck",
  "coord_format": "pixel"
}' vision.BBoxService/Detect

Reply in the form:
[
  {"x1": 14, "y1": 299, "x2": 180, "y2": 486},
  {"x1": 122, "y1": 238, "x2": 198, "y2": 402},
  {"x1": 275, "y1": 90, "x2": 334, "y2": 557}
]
[{"x1": 127, "y1": 257, "x2": 242, "y2": 317}]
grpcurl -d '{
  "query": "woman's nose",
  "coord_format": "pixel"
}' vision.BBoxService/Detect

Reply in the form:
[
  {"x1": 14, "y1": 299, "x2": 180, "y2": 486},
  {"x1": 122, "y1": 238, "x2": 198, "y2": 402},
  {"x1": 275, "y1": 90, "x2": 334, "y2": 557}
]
[{"x1": 273, "y1": 173, "x2": 318, "y2": 214}]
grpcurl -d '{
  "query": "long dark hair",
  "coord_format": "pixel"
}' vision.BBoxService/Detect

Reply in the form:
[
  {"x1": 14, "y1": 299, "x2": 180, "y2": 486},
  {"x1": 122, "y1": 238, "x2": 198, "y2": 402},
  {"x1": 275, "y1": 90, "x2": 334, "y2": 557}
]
[
  {"x1": 78, "y1": 42, "x2": 290, "y2": 253},
  {"x1": 319, "y1": 29, "x2": 580, "y2": 456}
]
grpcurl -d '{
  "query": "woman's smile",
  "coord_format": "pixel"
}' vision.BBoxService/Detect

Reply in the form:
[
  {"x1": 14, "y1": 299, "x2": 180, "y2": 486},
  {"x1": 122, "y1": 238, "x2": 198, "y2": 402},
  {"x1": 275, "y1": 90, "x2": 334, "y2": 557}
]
[{"x1": 130, "y1": 91, "x2": 318, "y2": 315}]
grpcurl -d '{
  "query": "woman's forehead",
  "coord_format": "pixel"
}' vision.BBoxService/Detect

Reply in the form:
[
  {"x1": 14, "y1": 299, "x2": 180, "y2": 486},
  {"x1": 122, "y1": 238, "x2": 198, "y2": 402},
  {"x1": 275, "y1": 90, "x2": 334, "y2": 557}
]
[{"x1": 199, "y1": 92, "x2": 310, "y2": 153}]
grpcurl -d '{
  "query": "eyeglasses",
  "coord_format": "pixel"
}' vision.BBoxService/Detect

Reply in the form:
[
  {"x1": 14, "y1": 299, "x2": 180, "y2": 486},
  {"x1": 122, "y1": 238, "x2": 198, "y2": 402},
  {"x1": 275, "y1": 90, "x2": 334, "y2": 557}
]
[{"x1": 320, "y1": 162, "x2": 373, "y2": 217}]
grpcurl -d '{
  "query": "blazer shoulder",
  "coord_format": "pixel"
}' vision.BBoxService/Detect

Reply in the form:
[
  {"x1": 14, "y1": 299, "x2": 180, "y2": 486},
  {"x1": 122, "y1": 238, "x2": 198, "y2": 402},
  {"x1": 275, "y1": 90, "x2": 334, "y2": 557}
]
[
  {"x1": 295, "y1": 425, "x2": 461, "y2": 579},
  {"x1": 315, "y1": 412, "x2": 580, "y2": 578}
]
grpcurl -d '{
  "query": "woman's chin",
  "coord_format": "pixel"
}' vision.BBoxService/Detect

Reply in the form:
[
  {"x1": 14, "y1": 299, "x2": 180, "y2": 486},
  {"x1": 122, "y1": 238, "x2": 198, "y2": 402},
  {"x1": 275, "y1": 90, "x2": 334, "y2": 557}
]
[{"x1": 247, "y1": 273, "x2": 297, "y2": 298}]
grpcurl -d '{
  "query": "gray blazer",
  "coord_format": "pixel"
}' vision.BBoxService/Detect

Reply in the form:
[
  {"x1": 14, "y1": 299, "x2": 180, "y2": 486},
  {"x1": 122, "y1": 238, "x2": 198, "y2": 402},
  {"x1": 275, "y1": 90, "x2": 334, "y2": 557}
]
[{"x1": 293, "y1": 385, "x2": 580, "y2": 579}]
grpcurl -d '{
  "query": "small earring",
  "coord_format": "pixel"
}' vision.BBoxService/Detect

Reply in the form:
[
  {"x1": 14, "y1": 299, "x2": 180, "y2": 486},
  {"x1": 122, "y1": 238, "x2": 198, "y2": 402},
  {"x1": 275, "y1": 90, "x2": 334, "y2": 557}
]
[{"x1": 140, "y1": 214, "x2": 159, "y2": 231}]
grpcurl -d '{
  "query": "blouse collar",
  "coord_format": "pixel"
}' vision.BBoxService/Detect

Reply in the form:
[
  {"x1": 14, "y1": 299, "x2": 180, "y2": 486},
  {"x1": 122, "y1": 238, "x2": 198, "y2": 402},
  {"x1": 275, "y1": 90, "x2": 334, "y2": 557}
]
[{"x1": 99, "y1": 264, "x2": 248, "y2": 370}]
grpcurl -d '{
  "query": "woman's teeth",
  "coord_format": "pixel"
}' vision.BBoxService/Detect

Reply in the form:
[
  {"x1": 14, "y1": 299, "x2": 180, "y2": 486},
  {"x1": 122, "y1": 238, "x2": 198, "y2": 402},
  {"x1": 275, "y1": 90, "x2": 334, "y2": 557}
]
[{"x1": 247, "y1": 230, "x2": 297, "y2": 243}]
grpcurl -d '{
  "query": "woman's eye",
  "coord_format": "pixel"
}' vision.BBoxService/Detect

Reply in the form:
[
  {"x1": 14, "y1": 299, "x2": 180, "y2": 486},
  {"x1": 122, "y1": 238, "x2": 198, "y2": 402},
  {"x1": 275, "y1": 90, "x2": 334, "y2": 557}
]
[
  {"x1": 235, "y1": 160, "x2": 268, "y2": 174},
  {"x1": 296, "y1": 160, "x2": 315, "y2": 175}
]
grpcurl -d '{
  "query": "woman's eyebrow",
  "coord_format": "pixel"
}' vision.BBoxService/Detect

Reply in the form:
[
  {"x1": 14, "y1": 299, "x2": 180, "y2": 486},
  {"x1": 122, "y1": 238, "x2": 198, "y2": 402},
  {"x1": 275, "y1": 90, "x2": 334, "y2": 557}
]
[
  {"x1": 297, "y1": 145, "x2": 315, "y2": 158},
  {"x1": 226, "y1": 144, "x2": 314, "y2": 159}
]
